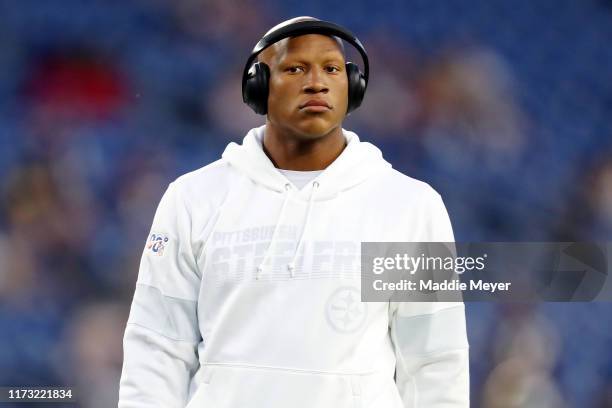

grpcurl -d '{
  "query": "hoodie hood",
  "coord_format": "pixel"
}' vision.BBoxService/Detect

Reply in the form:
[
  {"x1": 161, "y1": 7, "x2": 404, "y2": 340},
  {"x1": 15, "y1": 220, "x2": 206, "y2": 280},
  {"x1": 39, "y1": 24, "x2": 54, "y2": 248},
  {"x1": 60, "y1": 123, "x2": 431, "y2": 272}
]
[
  {"x1": 222, "y1": 124, "x2": 391, "y2": 200},
  {"x1": 221, "y1": 124, "x2": 393, "y2": 279}
]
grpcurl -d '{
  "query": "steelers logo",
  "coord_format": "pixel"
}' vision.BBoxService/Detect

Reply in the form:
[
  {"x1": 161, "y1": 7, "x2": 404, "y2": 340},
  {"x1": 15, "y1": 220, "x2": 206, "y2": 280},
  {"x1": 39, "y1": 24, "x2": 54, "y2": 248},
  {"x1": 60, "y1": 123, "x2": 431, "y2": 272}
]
[{"x1": 325, "y1": 287, "x2": 367, "y2": 333}]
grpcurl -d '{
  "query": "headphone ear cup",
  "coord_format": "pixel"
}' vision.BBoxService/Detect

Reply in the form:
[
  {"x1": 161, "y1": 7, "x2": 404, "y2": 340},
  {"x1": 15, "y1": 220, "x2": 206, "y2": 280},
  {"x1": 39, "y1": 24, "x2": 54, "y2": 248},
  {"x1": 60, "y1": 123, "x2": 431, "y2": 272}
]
[
  {"x1": 345, "y1": 61, "x2": 366, "y2": 114},
  {"x1": 243, "y1": 62, "x2": 270, "y2": 115}
]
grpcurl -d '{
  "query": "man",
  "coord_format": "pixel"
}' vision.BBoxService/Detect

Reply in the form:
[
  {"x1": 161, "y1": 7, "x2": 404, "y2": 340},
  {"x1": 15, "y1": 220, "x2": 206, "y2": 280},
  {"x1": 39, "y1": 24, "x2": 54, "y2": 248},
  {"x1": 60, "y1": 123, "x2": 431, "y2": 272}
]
[{"x1": 118, "y1": 16, "x2": 469, "y2": 408}]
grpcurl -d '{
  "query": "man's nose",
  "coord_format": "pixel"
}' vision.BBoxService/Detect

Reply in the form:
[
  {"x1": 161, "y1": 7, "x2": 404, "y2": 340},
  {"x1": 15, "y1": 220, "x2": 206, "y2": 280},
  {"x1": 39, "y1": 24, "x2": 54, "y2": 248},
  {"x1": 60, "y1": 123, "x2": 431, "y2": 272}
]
[{"x1": 303, "y1": 68, "x2": 329, "y2": 93}]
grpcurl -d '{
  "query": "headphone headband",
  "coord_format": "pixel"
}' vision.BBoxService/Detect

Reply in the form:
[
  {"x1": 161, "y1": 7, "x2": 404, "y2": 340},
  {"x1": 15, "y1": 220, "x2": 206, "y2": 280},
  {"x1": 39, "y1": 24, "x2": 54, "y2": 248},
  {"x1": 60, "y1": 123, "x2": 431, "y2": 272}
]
[{"x1": 242, "y1": 20, "x2": 369, "y2": 97}]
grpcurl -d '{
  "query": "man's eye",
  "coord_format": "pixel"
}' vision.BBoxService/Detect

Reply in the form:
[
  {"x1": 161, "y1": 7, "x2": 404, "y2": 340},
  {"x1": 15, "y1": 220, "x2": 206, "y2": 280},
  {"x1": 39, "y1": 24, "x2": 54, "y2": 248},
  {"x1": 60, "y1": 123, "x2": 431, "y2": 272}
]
[
  {"x1": 326, "y1": 66, "x2": 341, "y2": 73},
  {"x1": 287, "y1": 66, "x2": 304, "y2": 73}
]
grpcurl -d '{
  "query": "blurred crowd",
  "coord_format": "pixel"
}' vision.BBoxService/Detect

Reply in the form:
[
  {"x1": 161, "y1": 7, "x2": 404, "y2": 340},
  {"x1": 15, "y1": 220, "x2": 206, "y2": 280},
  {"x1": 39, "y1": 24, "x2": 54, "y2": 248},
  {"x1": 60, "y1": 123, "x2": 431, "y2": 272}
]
[{"x1": 0, "y1": 0, "x2": 611, "y2": 407}]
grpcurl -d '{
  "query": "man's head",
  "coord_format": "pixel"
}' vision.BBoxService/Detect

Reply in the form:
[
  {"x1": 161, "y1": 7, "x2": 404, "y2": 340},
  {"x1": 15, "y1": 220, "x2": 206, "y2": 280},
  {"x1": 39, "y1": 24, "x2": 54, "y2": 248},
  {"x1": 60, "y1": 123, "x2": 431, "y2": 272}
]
[{"x1": 256, "y1": 17, "x2": 349, "y2": 141}]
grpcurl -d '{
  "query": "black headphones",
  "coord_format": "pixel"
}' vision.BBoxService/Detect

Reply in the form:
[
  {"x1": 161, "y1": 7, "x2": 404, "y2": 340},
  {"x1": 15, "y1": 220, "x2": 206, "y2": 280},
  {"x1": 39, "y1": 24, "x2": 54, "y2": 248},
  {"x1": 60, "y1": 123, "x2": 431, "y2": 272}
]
[{"x1": 242, "y1": 19, "x2": 369, "y2": 115}]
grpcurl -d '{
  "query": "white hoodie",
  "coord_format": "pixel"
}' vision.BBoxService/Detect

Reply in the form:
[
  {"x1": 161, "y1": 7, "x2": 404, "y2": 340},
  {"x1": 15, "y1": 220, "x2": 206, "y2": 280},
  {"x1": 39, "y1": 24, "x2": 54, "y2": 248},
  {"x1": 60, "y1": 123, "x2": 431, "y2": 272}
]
[{"x1": 118, "y1": 125, "x2": 469, "y2": 408}]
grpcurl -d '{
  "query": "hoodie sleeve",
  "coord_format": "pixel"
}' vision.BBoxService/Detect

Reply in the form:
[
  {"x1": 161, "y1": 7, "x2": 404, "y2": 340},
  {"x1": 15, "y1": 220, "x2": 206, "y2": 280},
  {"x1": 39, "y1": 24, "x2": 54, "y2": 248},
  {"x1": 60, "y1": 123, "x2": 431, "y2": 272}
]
[
  {"x1": 119, "y1": 182, "x2": 202, "y2": 408},
  {"x1": 390, "y1": 191, "x2": 470, "y2": 407}
]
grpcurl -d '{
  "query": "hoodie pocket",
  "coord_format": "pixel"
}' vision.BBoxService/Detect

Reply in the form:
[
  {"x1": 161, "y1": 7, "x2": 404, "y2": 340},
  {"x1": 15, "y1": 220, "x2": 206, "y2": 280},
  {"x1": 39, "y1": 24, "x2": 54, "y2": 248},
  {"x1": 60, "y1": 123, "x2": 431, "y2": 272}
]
[{"x1": 185, "y1": 364, "x2": 363, "y2": 408}]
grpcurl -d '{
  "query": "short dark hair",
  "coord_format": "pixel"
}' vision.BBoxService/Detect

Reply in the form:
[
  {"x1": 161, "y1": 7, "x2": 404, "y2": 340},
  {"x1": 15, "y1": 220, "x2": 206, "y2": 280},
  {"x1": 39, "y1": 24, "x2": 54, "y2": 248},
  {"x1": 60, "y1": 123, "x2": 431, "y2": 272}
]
[{"x1": 256, "y1": 16, "x2": 346, "y2": 64}]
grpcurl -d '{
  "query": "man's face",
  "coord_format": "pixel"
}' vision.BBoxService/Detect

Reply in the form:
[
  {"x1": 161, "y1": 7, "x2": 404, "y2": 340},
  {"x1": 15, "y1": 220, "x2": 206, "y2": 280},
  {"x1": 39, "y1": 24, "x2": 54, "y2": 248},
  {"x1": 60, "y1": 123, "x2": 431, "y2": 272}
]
[{"x1": 261, "y1": 34, "x2": 349, "y2": 140}]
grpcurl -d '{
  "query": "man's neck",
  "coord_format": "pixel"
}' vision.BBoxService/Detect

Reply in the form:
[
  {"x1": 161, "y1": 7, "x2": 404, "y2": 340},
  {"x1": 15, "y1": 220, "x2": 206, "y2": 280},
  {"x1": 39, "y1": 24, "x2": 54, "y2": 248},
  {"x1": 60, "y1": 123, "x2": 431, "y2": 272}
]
[{"x1": 262, "y1": 123, "x2": 347, "y2": 171}]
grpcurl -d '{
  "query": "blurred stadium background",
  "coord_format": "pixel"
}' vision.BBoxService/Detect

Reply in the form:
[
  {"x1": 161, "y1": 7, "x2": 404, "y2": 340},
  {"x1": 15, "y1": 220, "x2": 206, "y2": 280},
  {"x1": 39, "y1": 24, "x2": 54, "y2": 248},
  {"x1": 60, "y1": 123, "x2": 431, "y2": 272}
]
[{"x1": 0, "y1": 0, "x2": 611, "y2": 407}]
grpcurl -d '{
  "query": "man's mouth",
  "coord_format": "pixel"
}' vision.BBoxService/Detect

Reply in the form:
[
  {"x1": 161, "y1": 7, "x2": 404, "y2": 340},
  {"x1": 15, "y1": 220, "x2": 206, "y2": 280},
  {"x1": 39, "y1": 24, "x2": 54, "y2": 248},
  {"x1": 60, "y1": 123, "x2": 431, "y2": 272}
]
[{"x1": 299, "y1": 99, "x2": 332, "y2": 112}]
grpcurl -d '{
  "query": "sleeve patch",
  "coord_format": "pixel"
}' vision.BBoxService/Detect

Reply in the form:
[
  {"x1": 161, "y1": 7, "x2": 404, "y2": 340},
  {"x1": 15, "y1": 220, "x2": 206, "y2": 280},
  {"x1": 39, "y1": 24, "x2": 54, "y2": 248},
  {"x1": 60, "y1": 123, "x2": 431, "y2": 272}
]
[{"x1": 146, "y1": 232, "x2": 170, "y2": 256}]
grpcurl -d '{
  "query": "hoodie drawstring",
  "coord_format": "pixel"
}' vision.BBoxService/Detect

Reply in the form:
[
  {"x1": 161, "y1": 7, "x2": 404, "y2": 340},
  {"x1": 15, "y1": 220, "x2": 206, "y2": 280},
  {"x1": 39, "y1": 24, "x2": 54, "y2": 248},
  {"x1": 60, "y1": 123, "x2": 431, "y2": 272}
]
[
  {"x1": 256, "y1": 182, "x2": 293, "y2": 280},
  {"x1": 256, "y1": 180, "x2": 319, "y2": 280},
  {"x1": 287, "y1": 181, "x2": 319, "y2": 277}
]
